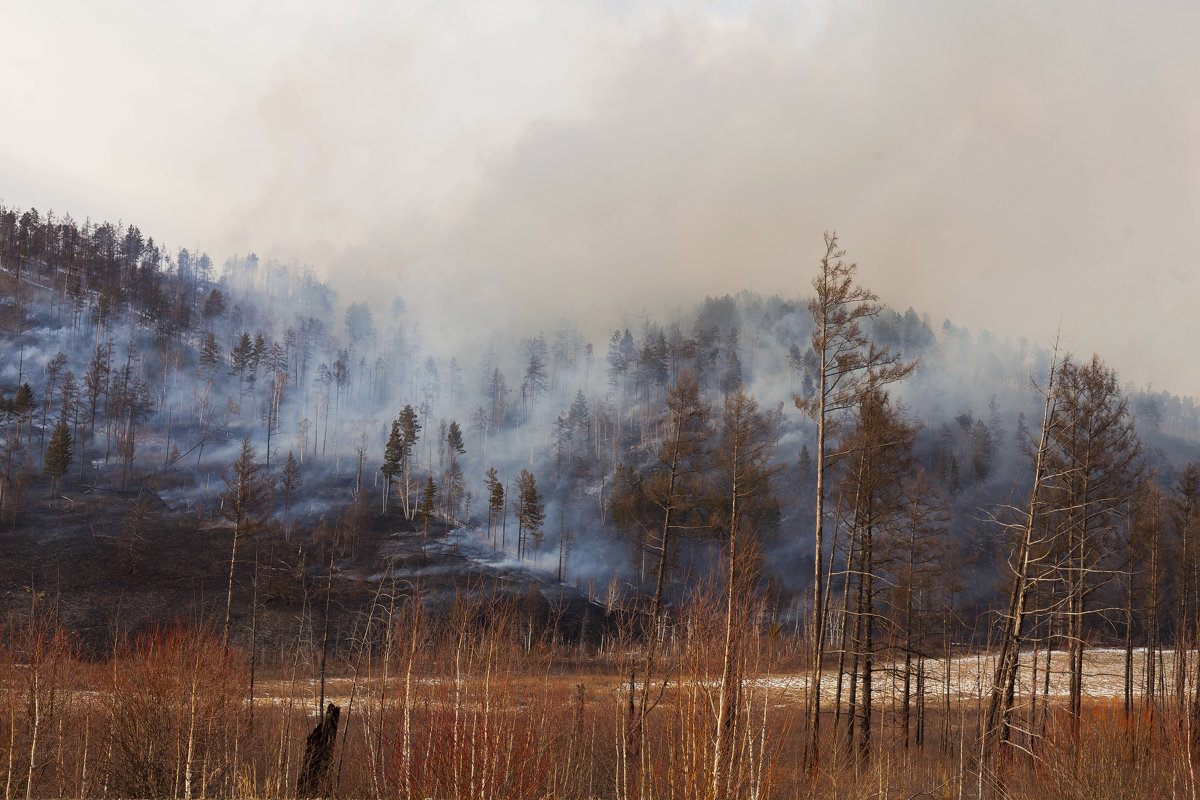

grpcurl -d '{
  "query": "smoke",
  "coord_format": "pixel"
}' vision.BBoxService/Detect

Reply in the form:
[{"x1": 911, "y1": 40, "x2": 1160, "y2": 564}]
[{"x1": 2, "y1": 1, "x2": 1198, "y2": 393}]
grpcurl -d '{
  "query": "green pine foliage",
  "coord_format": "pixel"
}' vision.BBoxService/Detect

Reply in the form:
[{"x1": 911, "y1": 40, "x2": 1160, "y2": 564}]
[
  {"x1": 517, "y1": 469, "x2": 545, "y2": 557},
  {"x1": 198, "y1": 332, "x2": 222, "y2": 375},
  {"x1": 43, "y1": 419, "x2": 72, "y2": 480},
  {"x1": 419, "y1": 476, "x2": 437, "y2": 525}
]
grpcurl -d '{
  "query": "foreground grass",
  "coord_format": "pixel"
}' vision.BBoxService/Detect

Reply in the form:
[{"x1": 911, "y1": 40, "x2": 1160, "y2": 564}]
[{"x1": 3, "y1": 593, "x2": 1199, "y2": 799}]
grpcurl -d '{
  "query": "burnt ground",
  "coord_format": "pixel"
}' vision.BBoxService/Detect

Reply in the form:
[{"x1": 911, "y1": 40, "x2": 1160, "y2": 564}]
[{"x1": 0, "y1": 462, "x2": 613, "y2": 658}]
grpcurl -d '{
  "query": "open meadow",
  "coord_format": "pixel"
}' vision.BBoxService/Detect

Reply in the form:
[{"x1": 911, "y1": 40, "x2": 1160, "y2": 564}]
[{"x1": 5, "y1": 592, "x2": 1200, "y2": 800}]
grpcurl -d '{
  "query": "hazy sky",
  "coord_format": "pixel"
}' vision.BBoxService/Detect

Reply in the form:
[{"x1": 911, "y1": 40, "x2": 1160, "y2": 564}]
[{"x1": 2, "y1": 1, "x2": 1198, "y2": 395}]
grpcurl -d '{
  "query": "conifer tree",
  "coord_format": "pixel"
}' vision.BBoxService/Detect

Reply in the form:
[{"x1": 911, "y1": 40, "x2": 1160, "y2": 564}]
[
  {"x1": 40, "y1": 351, "x2": 68, "y2": 451},
  {"x1": 250, "y1": 333, "x2": 267, "y2": 393},
  {"x1": 970, "y1": 419, "x2": 995, "y2": 483},
  {"x1": 798, "y1": 444, "x2": 813, "y2": 488},
  {"x1": 14, "y1": 383, "x2": 35, "y2": 446},
  {"x1": 396, "y1": 405, "x2": 421, "y2": 520},
  {"x1": 419, "y1": 476, "x2": 437, "y2": 564},
  {"x1": 446, "y1": 420, "x2": 465, "y2": 461},
  {"x1": 381, "y1": 419, "x2": 403, "y2": 513},
  {"x1": 521, "y1": 345, "x2": 549, "y2": 418},
  {"x1": 281, "y1": 450, "x2": 302, "y2": 536},
  {"x1": 42, "y1": 419, "x2": 72, "y2": 492},
  {"x1": 516, "y1": 469, "x2": 545, "y2": 560},
  {"x1": 202, "y1": 288, "x2": 225, "y2": 323},
  {"x1": 231, "y1": 331, "x2": 253, "y2": 396},
  {"x1": 489, "y1": 368, "x2": 509, "y2": 428},
  {"x1": 484, "y1": 467, "x2": 503, "y2": 548},
  {"x1": 57, "y1": 370, "x2": 78, "y2": 458},
  {"x1": 569, "y1": 390, "x2": 589, "y2": 430},
  {"x1": 198, "y1": 332, "x2": 220, "y2": 377},
  {"x1": 444, "y1": 420, "x2": 466, "y2": 517}
]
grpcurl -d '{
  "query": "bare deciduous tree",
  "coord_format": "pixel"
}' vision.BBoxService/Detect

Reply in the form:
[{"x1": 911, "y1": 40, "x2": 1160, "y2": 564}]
[{"x1": 794, "y1": 232, "x2": 915, "y2": 765}]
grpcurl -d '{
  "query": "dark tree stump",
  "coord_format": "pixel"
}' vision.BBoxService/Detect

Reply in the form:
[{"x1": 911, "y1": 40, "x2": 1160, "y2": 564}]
[{"x1": 297, "y1": 702, "x2": 341, "y2": 797}]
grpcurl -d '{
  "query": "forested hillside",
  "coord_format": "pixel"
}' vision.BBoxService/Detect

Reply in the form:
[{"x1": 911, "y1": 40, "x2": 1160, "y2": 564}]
[
  {"x1": 2, "y1": 199, "x2": 1200, "y2": 661},
  {"x1": 7, "y1": 200, "x2": 1200, "y2": 798}
]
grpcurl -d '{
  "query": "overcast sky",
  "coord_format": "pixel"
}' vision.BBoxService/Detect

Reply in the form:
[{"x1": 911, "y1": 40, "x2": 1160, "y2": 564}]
[{"x1": 2, "y1": 1, "x2": 1198, "y2": 395}]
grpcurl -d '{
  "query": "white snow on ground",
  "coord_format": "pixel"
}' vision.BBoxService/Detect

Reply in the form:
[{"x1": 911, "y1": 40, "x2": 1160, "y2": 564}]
[{"x1": 747, "y1": 647, "x2": 1190, "y2": 705}]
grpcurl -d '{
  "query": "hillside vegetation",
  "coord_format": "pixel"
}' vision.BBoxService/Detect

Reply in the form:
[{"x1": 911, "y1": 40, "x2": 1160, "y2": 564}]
[{"x1": 3, "y1": 201, "x2": 1200, "y2": 797}]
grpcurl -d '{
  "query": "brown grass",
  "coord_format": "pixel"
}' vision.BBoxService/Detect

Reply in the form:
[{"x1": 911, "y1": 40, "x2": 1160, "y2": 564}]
[{"x1": 0, "y1": 594, "x2": 1197, "y2": 799}]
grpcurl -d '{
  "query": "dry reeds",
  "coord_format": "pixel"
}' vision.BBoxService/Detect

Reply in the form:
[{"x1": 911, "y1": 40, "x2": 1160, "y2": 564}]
[{"x1": 2, "y1": 590, "x2": 1198, "y2": 799}]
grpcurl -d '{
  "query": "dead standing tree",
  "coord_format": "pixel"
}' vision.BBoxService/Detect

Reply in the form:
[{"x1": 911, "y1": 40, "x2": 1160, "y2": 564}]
[
  {"x1": 625, "y1": 370, "x2": 710, "y2": 793},
  {"x1": 794, "y1": 232, "x2": 915, "y2": 766},
  {"x1": 984, "y1": 340, "x2": 1060, "y2": 757},
  {"x1": 710, "y1": 388, "x2": 778, "y2": 800},
  {"x1": 220, "y1": 437, "x2": 272, "y2": 648}
]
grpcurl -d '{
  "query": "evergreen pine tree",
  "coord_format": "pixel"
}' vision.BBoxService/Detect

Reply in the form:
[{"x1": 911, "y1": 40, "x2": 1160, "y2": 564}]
[
  {"x1": 484, "y1": 467, "x2": 503, "y2": 547},
  {"x1": 14, "y1": 383, "x2": 35, "y2": 443},
  {"x1": 517, "y1": 469, "x2": 545, "y2": 559},
  {"x1": 970, "y1": 419, "x2": 995, "y2": 483},
  {"x1": 419, "y1": 476, "x2": 437, "y2": 564},
  {"x1": 396, "y1": 405, "x2": 421, "y2": 519},
  {"x1": 43, "y1": 419, "x2": 72, "y2": 489},
  {"x1": 199, "y1": 332, "x2": 221, "y2": 377},
  {"x1": 281, "y1": 450, "x2": 302, "y2": 533},
  {"x1": 569, "y1": 390, "x2": 589, "y2": 429},
  {"x1": 251, "y1": 333, "x2": 267, "y2": 377},
  {"x1": 798, "y1": 443, "x2": 814, "y2": 487},
  {"x1": 230, "y1": 332, "x2": 253, "y2": 395},
  {"x1": 446, "y1": 420, "x2": 465, "y2": 460},
  {"x1": 381, "y1": 420, "x2": 403, "y2": 513},
  {"x1": 202, "y1": 288, "x2": 225, "y2": 322},
  {"x1": 14, "y1": 383, "x2": 34, "y2": 414}
]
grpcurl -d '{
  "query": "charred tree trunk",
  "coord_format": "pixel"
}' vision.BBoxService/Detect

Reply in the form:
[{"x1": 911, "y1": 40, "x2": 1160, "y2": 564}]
[
  {"x1": 297, "y1": 703, "x2": 340, "y2": 798},
  {"x1": 985, "y1": 344, "x2": 1058, "y2": 757},
  {"x1": 858, "y1": 515, "x2": 874, "y2": 761},
  {"x1": 845, "y1": 541, "x2": 864, "y2": 756},
  {"x1": 1147, "y1": 517, "x2": 1161, "y2": 716},
  {"x1": 833, "y1": 522, "x2": 858, "y2": 737}
]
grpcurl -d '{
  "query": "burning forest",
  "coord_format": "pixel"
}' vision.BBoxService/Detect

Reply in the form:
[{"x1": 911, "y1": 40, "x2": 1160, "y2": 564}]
[
  {"x1": 3, "y1": 2, "x2": 1200, "y2": 796},
  {"x1": 0, "y1": 201, "x2": 1198, "y2": 798}
]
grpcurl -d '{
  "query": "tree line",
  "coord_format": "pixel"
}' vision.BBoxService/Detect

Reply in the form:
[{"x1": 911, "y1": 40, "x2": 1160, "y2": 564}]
[{"x1": 6, "y1": 199, "x2": 1200, "y2": 778}]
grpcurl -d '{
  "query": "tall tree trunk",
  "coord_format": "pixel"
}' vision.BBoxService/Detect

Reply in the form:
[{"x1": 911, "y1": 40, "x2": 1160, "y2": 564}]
[
  {"x1": 985, "y1": 344, "x2": 1058, "y2": 756},
  {"x1": 810, "y1": 393, "x2": 827, "y2": 765},
  {"x1": 1125, "y1": 560, "x2": 1135, "y2": 718},
  {"x1": 833, "y1": 522, "x2": 857, "y2": 737},
  {"x1": 858, "y1": 516, "x2": 874, "y2": 760},
  {"x1": 223, "y1": 521, "x2": 240, "y2": 648},
  {"x1": 846, "y1": 541, "x2": 863, "y2": 756},
  {"x1": 1147, "y1": 519, "x2": 1161, "y2": 717},
  {"x1": 711, "y1": 422, "x2": 743, "y2": 800}
]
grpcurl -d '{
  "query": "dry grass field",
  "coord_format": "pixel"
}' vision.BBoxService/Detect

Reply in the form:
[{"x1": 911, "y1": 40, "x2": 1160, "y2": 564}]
[{"x1": 4, "y1": 590, "x2": 1200, "y2": 800}]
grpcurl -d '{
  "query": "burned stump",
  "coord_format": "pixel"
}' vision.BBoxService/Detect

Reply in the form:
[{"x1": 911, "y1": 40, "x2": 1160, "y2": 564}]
[{"x1": 297, "y1": 702, "x2": 340, "y2": 797}]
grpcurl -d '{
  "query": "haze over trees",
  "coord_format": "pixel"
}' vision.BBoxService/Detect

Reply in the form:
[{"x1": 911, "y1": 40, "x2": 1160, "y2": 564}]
[{"x1": 2, "y1": 199, "x2": 1200, "y2": 795}]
